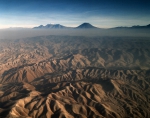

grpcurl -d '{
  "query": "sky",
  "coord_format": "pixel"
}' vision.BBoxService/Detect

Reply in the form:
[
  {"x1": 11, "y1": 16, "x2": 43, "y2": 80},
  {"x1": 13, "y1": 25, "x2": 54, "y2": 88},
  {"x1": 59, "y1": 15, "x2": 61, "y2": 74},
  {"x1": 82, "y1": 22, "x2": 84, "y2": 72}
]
[{"x1": 0, "y1": 0, "x2": 150, "y2": 29}]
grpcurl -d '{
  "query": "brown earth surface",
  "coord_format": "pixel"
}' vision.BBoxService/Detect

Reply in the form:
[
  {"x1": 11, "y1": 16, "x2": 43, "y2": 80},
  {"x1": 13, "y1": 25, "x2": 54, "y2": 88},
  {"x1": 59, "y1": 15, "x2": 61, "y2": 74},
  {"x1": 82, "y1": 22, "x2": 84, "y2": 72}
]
[{"x1": 0, "y1": 36, "x2": 150, "y2": 118}]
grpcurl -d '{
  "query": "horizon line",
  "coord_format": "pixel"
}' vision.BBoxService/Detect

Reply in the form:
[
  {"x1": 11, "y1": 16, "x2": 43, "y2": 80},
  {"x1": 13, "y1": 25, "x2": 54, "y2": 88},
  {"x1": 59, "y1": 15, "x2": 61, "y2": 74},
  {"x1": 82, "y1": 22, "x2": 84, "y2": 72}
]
[{"x1": 0, "y1": 23, "x2": 150, "y2": 30}]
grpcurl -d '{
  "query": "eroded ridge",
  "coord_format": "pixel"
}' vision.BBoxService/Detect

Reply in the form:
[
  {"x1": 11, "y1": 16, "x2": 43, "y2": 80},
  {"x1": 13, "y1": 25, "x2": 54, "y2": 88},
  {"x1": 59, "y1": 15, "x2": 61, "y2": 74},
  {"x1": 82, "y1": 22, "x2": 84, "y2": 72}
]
[{"x1": 0, "y1": 36, "x2": 150, "y2": 118}]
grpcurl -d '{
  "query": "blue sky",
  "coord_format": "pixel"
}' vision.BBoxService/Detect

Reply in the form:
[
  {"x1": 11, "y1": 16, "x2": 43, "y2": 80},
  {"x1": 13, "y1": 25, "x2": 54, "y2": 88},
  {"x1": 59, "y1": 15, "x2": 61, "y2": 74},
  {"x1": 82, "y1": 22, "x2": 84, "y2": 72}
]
[{"x1": 0, "y1": 0, "x2": 150, "y2": 28}]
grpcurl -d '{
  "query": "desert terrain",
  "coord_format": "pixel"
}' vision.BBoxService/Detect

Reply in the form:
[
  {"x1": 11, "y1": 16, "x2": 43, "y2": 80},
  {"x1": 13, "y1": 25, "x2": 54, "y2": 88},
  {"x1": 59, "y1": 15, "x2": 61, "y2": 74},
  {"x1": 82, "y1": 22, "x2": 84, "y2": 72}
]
[{"x1": 0, "y1": 35, "x2": 150, "y2": 118}]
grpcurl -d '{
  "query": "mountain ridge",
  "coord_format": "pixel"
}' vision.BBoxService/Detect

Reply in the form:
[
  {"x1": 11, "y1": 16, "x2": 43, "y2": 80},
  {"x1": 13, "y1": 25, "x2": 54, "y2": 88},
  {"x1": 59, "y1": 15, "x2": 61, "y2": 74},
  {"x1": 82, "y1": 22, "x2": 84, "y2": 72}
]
[
  {"x1": 33, "y1": 24, "x2": 70, "y2": 29},
  {"x1": 111, "y1": 24, "x2": 150, "y2": 29},
  {"x1": 33, "y1": 23, "x2": 150, "y2": 29},
  {"x1": 0, "y1": 36, "x2": 150, "y2": 118}
]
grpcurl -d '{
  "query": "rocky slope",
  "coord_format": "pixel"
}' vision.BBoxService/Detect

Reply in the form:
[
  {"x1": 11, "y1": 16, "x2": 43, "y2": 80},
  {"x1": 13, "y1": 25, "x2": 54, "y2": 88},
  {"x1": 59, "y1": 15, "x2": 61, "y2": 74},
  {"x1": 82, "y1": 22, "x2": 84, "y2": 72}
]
[{"x1": 0, "y1": 36, "x2": 150, "y2": 118}]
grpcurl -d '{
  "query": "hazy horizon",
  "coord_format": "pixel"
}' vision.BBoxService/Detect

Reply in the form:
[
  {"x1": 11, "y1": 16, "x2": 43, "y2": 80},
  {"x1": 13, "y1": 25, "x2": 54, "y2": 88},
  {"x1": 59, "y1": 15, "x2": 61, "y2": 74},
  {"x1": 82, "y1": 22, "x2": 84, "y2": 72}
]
[
  {"x1": 0, "y1": 28, "x2": 150, "y2": 40},
  {"x1": 0, "y1": 0, "x2": 150, "y2": 29}
]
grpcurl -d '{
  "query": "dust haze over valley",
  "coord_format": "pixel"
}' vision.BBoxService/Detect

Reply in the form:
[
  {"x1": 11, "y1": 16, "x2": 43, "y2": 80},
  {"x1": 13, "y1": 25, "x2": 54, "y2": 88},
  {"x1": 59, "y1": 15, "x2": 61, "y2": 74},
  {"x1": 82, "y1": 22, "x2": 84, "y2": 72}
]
[
  {"x1": 0, "y1": 28, "x2": 150, "y2": 39},
  {"x1": 0, "y1": 27, "x2": 150, "y2": 118}
]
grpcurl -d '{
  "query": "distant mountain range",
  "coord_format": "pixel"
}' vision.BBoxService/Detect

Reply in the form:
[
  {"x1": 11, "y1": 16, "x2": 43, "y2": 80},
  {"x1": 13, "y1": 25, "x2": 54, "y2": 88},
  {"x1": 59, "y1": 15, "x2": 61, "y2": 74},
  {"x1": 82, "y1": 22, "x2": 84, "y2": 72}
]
[
  {"x1": 112, "y1": 24, "x2": 150, "y2": 29},
  {"x1": 33, "y1": 23, "x2": 150, "y2": 29},
  {"x1": 33, "y1": 24, "x2": 70, "y2": 29},
  {"x1": 33, "y1": 23, "x2": 97, "y2": 29}
]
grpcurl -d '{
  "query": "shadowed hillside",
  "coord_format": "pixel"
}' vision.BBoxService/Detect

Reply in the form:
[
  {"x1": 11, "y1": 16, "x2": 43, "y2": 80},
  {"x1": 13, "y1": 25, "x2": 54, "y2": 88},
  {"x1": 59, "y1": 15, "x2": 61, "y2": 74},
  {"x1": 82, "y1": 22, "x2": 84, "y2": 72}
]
[{"x1": 0, "y1": 36, "x2": 150, "y2": 118}]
